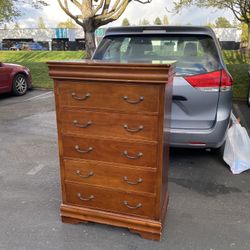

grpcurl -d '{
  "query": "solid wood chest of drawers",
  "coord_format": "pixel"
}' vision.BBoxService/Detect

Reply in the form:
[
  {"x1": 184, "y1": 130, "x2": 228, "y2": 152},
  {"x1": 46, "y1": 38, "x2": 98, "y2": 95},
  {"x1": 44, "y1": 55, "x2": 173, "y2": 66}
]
[{"x1": 48, "y1": 60, "x2": 175, "y2": 240}]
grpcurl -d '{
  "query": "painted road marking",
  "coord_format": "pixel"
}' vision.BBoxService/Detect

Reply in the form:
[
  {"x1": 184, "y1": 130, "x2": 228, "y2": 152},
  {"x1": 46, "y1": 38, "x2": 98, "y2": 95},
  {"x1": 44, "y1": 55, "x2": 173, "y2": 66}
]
[
  {"x1": 26, "y1": 164, "x2": 45, "y2": 175},
  {"x1": 24, "y1": 91, "x2": 53, "y2": 102}
]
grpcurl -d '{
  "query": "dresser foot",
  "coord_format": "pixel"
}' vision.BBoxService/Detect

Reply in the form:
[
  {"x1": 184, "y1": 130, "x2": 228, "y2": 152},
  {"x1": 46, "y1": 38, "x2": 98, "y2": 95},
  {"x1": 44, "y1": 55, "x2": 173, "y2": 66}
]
[
  {"x1": 61, "y1": 216, "x2": 88, "y2": 224},
  {"x1": 129, "y1": 229, "x2": 161, "y2": 241}
]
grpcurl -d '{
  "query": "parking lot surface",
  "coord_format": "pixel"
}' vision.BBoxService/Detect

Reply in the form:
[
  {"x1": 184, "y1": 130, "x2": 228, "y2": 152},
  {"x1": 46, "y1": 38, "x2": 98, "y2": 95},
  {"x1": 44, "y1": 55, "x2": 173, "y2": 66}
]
[{"x1": 0, "y1": 90, "x2": 250, "y2": 250}]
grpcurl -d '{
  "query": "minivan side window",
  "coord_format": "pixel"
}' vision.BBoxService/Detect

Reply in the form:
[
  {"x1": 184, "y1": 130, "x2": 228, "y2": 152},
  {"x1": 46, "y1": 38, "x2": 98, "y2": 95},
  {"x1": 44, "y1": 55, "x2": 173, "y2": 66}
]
[{"x1": 94, "y1": 35, "x2": 221, "y2": 76}]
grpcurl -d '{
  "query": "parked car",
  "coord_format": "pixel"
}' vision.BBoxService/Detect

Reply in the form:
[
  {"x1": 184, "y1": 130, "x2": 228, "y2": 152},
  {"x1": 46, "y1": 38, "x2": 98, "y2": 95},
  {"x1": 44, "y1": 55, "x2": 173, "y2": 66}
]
[
  {"x1": 21, "y1": 42, "x2": 47, "y2": 51},
  {"x1": 10, "y1": 43, "x2": 22, "y2": 51},
  {"x1": 0, "y1": 62, "x2": 32, "y2": 96},
  {"x1": 92, "y1": 26, "x2": 233, "y2": 148}
]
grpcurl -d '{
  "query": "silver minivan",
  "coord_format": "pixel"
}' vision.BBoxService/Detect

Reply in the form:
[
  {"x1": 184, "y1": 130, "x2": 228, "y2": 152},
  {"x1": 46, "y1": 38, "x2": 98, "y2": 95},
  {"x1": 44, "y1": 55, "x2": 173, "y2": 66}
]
[{"x1": 93, "y1": 26, "x2": 232, "y2": 148}]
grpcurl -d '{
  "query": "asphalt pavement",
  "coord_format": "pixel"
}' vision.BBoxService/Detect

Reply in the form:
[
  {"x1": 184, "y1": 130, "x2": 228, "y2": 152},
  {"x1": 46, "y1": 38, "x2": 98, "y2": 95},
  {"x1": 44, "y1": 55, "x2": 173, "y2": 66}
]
[{"x1": 0, "y1": 90, "x2": 249, "y2": 250}]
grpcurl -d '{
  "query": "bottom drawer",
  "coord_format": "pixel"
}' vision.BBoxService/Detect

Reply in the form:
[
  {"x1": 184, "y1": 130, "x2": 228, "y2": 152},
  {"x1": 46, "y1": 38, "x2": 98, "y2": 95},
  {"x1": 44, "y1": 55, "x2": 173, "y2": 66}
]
[{"x1": 65, "y1": 182, "x2": 156, "y2": 218}]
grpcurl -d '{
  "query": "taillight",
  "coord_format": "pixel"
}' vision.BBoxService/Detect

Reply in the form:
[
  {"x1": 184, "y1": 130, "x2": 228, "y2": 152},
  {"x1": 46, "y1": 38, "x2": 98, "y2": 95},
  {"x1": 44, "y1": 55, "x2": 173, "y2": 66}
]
[
  {"x1": 184, "y1": 70, "x2": 233, "y2": 92},
  {"x1": 221, "y1": 69, "x2": 233, "y2": 91}
]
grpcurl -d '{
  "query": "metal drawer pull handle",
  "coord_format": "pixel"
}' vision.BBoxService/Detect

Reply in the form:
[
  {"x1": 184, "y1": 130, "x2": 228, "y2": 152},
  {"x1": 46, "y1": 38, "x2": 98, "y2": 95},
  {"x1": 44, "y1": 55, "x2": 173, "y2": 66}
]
[
  {"x1": 123, "y1": 176, "x2": 143, "y2": 185},
  {"x1": 123, "y1": 201, "x2": 142, "y2": 209},
  {"x1": 123, "y1": 151, "x2": 143, "y2": 159},
  {"x1": 123, "y1": 96, "x2": 144, "y2": 104},
  {"x1": 123, "y1": 124, "x2": 144, "y2": 133},
  {"x1": 73, "y1": 120, "x2": 92, "y2": 128},
  {"x1": 77, "y1": 193, "x2": 94, "y2": 201},
  {"x1": 71, "y1": 92, "x2": 91, "y2": 101},
  {"x1": 76, "y1": 170, "x2": 94, "y2": 178},
  {"x1": 75, "y1": 145, "x2": 93, "y2": 153}
]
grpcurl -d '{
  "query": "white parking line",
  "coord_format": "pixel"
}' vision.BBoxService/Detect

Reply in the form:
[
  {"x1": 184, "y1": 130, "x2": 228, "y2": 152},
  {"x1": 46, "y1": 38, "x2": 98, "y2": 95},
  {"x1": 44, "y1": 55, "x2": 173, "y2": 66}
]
[
  {"x1": 26, "y1": 164, "x2": 45, "y2": 175},
  {"x1": 24, "y1": 91, "x2": 53, "y2": 102}
]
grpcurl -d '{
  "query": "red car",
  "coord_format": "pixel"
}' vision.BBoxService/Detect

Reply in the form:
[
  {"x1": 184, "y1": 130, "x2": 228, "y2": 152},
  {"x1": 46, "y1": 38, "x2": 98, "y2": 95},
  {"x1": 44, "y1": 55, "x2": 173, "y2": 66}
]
[{"x1": 0, "y1": 62, "x2": 32, "y2": 96}]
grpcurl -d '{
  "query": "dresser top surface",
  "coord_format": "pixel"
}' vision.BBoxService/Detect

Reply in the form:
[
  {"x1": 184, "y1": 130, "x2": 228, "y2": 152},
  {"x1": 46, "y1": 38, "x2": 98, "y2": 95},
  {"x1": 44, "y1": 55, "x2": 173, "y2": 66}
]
[
  {"x1": 47, "y1": 59, "x2": 176, "y2": 68},
  {"x1": 47, "y1": 60, "x2": 175, "y2": 84}
]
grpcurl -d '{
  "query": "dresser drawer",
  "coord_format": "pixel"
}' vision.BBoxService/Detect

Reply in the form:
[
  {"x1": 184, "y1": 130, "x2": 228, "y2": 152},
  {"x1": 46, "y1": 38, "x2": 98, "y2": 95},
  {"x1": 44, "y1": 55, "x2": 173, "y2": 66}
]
[
  {"x1": 64, "y1": 159, "x2": 156, "y2": 194},
  {"x1": 57, "y1": 82, "x2": 160, "y2": 113},
  {"x1": 62, "y1": 136, "x2": 158, "y2": 168},
  {"x1": 59, "y1": 109, "x2": 158, "y2": 141},
  {"x1": 65, "y1": 182, "x2": 156, "y2": 218}
]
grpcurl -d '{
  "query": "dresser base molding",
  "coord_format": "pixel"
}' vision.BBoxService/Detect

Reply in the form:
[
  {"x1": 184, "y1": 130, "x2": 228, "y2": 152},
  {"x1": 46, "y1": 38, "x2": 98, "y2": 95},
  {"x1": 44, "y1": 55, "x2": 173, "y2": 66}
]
[{"x1": 61, "y1": 193, "x2": 169, "y2": 241}]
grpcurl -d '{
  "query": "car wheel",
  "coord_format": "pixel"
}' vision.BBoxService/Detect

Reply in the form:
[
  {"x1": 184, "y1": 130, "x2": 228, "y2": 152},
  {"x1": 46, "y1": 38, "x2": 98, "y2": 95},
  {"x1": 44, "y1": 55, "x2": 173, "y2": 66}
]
[{"x1": 12, "y1": 74, "x2": 28, "y2": 96}]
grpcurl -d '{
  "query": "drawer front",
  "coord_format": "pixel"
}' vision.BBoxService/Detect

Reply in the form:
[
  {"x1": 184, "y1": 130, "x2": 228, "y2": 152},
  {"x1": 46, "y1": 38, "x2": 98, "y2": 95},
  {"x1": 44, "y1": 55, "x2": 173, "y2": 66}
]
[
  {"x1": 65, "y1": 182, "x2": 156, "y2": 218},
  {"x1": 59, "y1": 110, "x2": 158, "y2": 141},
  {"x1": 57, "y1": 82, "x2": 159, "y2": 113},
  {"x1": 64, "y1": 159, "x2": 156, "y2": 194},
  {"x1": 62, "y1": 136, "x2": 158, "y2": 168}
]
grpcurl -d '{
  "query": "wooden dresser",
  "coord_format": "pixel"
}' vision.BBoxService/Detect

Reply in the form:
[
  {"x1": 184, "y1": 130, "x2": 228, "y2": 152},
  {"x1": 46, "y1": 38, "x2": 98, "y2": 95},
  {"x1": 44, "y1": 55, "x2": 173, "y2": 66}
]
[{"x1": 48, "y1": 60, "x2": 175, "y2": 240}]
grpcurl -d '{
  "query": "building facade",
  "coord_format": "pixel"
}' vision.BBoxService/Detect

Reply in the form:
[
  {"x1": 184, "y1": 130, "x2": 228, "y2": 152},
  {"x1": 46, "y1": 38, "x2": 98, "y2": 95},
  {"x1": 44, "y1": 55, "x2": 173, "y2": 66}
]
[
  {"x1": 0, "y1": 27, "x2": 242, "y2": 51},
  {"x1": 0, "y1": 28, "x2": 87, "y2": 50}
]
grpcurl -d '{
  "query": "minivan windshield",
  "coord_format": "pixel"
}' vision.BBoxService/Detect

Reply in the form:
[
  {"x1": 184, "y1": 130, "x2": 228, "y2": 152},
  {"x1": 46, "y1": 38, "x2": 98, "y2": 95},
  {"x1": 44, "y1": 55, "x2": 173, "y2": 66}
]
[{"x1": 93, "y1": 34, "x2": 221, "y2": 76}]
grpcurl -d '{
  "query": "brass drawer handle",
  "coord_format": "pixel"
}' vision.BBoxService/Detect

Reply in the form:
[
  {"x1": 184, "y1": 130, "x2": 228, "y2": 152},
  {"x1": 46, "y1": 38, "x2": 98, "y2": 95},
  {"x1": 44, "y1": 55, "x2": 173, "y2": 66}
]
[
  {"x1": 123, "y1": 176, "x2": 143, "y2": 185},
  {"x1": 73, "y1": 120, "x2": 92, "y2": 128},
  {"x1": 75, "y1": 145, "x2": 93, "y2": 153},
  {"x1": 76, "y1": 170, "x2": 94, "y2": 178},
  {"x1": 77, "y1": 193, "x2": 94, "y2": 201},
  {"x1": 123, "y1": 150, "x2": 143, "y2": 160},
  {"x1": 123, "y1": 124, "x2": 144, "y2": 133},
  {"x1": 123, "y1": 96, "x2": 144, "y2": 104},
  {"x1": 71, "y1": 92, "x2": 91, "y2": 101},
  {"x1": 123, "y1": 200, "x2": 142, "y2": 209}
]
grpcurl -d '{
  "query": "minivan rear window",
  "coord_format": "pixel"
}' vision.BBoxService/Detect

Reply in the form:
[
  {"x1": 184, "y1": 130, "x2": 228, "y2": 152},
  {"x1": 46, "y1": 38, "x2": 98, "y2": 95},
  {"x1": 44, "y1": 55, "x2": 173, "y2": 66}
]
[{"x1": 93, "y1": 35, "x2": 221, "y2": 76}]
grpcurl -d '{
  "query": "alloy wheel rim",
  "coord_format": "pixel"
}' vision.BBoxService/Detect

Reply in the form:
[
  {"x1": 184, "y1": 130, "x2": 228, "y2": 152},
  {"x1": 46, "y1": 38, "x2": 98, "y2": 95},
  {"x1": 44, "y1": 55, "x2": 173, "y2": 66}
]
[{"x1": 15, "y1": 76, "x2": 27, "y2": 94}]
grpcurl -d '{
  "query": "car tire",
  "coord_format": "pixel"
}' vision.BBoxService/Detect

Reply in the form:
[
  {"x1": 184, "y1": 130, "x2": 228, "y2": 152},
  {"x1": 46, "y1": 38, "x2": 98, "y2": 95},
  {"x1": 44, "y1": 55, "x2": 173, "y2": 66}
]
[{"x1": 12, "y1": 74, "x2": 28, "y2": 96}]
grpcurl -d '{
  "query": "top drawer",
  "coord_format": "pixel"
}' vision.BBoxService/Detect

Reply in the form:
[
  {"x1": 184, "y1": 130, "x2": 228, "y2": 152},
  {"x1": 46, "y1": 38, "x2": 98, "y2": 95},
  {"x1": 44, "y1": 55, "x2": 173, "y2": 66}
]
[{"x1": 57, "y1": 82, "x2": 160, "y2": 114}]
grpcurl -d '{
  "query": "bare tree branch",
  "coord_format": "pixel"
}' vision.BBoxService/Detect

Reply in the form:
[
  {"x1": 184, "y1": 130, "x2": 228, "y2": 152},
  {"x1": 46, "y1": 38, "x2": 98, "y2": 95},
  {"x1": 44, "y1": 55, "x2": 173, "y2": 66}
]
[
  {"x1": 57, "y1": 0, "x2": 83, "y2": 25},
  {"x1": 93, "y1": 0, "x2": 105, "y2": 14},
  {"x1": 70, "y1": 0, "x2": 82, "y2": 10},
  {"x1": 95, "y1": 0, "x2": 126, "y2": 20},
  {"x1": 134, "y1": 0, "x2": 152, "y2": 4},
  {"x1": 97, "y1": 0, "x2": 130, "y2": 25}
]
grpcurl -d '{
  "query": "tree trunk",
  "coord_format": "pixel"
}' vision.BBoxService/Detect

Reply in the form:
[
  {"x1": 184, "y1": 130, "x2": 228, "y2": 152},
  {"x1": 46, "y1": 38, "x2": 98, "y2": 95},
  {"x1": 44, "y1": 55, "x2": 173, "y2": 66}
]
[{"x1": 83, "y1": 20, "x2": 96, "y2": 59}]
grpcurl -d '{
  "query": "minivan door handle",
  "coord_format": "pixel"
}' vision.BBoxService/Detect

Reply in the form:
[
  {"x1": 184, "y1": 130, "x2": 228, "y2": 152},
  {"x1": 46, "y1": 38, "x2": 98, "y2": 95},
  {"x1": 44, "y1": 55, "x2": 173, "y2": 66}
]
[{"x1": 172, "y1": 95, "x2": 187, "y2": 101}]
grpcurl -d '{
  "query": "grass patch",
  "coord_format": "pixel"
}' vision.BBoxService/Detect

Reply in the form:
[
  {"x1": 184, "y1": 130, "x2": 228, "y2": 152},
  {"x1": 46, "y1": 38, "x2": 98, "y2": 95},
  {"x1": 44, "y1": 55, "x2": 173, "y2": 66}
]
[
  {"x1": 227, "y1": 64, "x2": 249, "y2": 99},
  {"x1": 0, "y1": 51, "x2": 85, "y2": 62},
  {"x1": 222, "y1": 50, "x2": 249, "y2": 100},
  {"x1": 21, "y1": 62, "x2": 53, "y2": 89},
  {"x1": 0, "y1": 51, "x2": 85, "y2": 89}
]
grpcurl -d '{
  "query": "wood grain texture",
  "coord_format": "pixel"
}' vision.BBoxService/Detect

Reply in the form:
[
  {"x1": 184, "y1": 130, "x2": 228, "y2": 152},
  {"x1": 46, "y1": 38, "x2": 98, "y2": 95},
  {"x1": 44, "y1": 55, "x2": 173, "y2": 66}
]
[
  {"x1": 62, "y1": 135, "x2": 158, "y2": 168},
  {"x1": 49, "y1": 60, "x2": 175, "y2": 240},
  {"x1": 58, "y1": 82, "x2": 160, "y2": 114},
  {"x1": 65, "y1": 182, "x2": 156, "y2": 218},
  {"x1": 59, "y1": 109, "x2": 159, "y2": 141},
  {"x1": 64, "y1": 159, "x2": 157, "y2": 194},
  {"x1": 48, "y1": 60, "x2": 175, "y2": 84}
]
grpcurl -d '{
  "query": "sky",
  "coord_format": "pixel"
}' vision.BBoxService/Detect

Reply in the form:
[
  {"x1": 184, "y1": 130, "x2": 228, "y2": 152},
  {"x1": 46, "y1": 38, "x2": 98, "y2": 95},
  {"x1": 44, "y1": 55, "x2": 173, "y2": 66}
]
[{"x1": 4, "y1": 0, "x2": 235, "y2": 29}]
